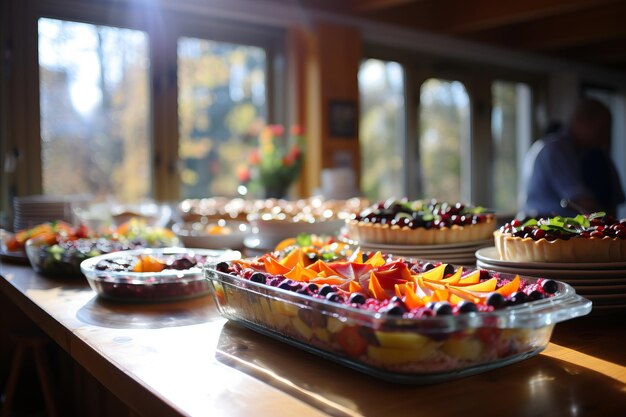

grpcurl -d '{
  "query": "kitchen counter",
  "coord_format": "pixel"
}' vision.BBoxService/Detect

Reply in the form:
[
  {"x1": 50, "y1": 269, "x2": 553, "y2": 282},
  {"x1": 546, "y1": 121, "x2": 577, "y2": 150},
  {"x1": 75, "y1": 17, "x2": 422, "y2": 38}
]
[{"x1": 1, "y1": 261, "x2": 625, "y2": 416}]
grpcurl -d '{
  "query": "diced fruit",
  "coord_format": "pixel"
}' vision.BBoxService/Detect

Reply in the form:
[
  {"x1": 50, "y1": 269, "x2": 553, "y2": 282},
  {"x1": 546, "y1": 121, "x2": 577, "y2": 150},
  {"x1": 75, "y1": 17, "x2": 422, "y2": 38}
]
[
  {"x1": 375, "y1": 331, "x2": 430, "y2": 349},
  {"x1": 336, "y1": 326, "x2": 368, "y2": 357},
  {"x1": 326, "y1": 317, "x2": 346, "y2": 333},
  {"x1": 291, "y1": 316, "x2": 314, "y2": 340},
  {"x1": 368, "y1": 272, "x2": 388, "y2": 301},
  {"x1": 442, "y1": 338, "x2": 483, "y2": 360},
  {"x1": 367, "y1": 342, "x2": 438, "y2": 365},
  {"x1": 313, "y1": 327, "x2": 330, "y2": 342}
]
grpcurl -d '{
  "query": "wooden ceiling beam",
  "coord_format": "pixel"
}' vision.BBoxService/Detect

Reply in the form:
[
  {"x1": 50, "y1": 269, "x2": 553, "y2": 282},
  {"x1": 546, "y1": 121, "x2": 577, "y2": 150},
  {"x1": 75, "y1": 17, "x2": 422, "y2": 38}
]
[
  {"x1": 496, "y1": 2, "x2": 626, "y2": 51},
  {"x1": 349, "y1": 0, "x2": 425, "y2": 13},
  {"x1": 437, "y1": 0, "x2": 621, "y2": 34}
]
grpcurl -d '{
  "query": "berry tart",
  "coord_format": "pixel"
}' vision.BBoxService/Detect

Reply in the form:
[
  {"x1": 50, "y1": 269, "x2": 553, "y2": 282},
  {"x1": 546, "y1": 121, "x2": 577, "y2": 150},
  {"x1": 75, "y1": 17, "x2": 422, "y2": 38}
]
[
  {"x1": 494, "y1": 213, "x2": 626, "y2": 263},
  {"x1": 345, "y1": 199, "x2": 495, "y2": 245}
]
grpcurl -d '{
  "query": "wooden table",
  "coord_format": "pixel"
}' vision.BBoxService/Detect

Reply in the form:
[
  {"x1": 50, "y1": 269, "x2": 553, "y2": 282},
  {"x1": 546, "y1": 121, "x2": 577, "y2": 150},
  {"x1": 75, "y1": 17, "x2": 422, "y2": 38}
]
[{"x1": 1, "y1": 260, "x2": 625, "y2": 417}]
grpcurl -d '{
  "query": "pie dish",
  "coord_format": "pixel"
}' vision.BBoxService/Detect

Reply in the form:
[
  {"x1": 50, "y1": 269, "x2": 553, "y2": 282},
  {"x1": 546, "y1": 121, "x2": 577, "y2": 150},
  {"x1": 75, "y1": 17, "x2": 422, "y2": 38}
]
[
  {"x1": 345, "y1": 199, "x2": 495, "y2": 245},
  {"x1": 205, "y1": 247, "x2": 591, "y2": 382},
  {"x1": 494, "y1": 213, "x2": 626, "y2": 263}
]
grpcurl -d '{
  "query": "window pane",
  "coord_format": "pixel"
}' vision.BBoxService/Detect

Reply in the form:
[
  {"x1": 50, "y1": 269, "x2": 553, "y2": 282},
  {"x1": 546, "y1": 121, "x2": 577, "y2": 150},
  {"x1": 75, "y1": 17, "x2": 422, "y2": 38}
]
[
  {"x1": 39, "y1": 18, "x2": 151, "y2": 201},
  {"x1": 178, "y1": 37, "x2": 267, "y2": 198},
  {"x1": 358, "y1": 59, "x2": 405, "y2": 200},
  {"x1": 419, "y1": 79, "x2": 469, "y2": 202},
  {"x1": 492, "y1": 81, "x2": 531, "y2": 213}
]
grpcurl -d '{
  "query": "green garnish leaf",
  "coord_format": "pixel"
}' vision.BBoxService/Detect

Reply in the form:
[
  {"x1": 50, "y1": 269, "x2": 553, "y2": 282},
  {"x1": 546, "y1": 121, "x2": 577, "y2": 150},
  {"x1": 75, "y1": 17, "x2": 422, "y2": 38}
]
[
  {"x1": 296, "y1": 233, "x2": 311, "y2": 247},
  {"x1": 589, "y1": 212, "x2": 606, "y2": 220}
]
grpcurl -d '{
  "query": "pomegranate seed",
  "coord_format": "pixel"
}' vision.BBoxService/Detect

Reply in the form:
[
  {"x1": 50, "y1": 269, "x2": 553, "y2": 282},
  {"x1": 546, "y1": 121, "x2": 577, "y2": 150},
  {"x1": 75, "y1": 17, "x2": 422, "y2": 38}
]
[{"x1": 590, "y1": 231, "x2": 604, "y2": 238}]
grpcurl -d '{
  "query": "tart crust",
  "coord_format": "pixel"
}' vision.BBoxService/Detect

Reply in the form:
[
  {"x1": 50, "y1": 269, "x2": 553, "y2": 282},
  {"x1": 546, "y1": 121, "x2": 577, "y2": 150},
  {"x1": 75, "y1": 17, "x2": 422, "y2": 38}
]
[
  {"x1": 493, "y1": 230, "x2": 626, "y2": 263},
  {"x1": 346, "y1": 216, "x2": 495, "y2": 245}
]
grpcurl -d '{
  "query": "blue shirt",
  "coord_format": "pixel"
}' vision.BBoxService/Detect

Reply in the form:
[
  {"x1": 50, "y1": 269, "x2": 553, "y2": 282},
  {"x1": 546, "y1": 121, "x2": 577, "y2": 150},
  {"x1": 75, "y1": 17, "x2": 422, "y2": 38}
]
[{"x1": 520, "y1": 130, "x2": 625, "y2": 217}]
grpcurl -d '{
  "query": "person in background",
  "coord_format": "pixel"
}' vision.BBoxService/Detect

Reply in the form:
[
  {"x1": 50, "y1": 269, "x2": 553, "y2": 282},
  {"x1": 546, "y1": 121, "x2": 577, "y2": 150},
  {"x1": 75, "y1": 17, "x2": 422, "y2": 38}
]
[{"x1": 519, "y1": 98, "x2": 625, "y2": 218}]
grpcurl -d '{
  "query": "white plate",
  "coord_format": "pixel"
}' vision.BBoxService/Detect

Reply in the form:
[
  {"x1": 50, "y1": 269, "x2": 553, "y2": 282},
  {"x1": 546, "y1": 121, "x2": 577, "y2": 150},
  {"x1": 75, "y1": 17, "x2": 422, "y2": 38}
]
[
  {"x1": 476, "y1": 260, "x2": 626, "y2": 279},
  {"x1": 476, "y1": 246, "x2": 626, "y2": 270}
]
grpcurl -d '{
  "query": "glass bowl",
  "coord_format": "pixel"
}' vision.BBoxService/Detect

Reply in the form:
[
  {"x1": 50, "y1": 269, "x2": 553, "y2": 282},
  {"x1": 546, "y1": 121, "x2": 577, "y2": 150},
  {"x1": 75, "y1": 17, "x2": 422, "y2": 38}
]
[
  {"x1": 25, "y1": 237, "x2": 138, "y2": 278},
  {"x1": 205, "y1": 263, "x2": 591, "y2": 383},
  {"x1": 82, "y1": 247, "x2": 240, "y2": 302}
]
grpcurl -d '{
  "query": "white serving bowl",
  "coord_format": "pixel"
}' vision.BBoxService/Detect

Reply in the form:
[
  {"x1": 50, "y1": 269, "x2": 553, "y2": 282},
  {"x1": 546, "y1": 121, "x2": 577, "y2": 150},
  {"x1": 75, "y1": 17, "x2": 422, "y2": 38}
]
[{"x1": 172, "y1": 221, "x2": 249, "y2": 250}]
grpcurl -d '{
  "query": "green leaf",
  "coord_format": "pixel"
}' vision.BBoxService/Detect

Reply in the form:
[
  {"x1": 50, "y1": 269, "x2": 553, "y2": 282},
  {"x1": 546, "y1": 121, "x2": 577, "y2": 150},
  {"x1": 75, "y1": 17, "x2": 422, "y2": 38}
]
[
  {"x1": 589, "y1": 212, "x2": 606, "y2": 220},
  {"x1": 296, "y1": 233, "x2": 311, "y2": 247},
  {"x1": 523, "y1": 219, "x2": 538, "y2": 227}
]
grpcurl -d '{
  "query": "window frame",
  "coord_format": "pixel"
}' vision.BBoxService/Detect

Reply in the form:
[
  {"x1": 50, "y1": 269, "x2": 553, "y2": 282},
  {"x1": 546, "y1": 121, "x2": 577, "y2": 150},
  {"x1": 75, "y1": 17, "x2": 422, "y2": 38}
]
[
  {"x1": 362, "y1": 43, "x2": 546, "y2": 212},
  {"x1": 3, "y1": 0, "x2": 284, "y2": 210}
]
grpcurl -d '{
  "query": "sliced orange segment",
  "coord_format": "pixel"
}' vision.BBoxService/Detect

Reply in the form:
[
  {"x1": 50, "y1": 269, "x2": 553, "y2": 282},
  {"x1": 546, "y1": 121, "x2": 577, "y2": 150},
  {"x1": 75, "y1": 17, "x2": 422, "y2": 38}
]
[
  {"x1": 496, "y1": 275, "x2": 520, "y2": 297},
  {"x1": 458, "y1": 270, "x2": 481, "y2": 284},
  {"x1": 368, "y1": 271, "x2": 387, "y2": 300},
  {"x1": 274, "y1": 237, "x2": 297, "y2": 252},
  {"x1": 420, "y1": 264, "x2": 447, "y2": 281}
]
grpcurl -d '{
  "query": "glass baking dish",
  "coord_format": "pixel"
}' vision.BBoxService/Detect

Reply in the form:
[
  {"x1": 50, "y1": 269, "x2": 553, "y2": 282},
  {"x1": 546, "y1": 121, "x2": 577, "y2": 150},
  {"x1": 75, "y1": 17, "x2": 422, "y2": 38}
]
[
  {"x1": 81, "y1": 248, "x2": 240, "y2": 302},
  {"x1": 205, "y1": 264, "x2": 591, "y2": 383}
]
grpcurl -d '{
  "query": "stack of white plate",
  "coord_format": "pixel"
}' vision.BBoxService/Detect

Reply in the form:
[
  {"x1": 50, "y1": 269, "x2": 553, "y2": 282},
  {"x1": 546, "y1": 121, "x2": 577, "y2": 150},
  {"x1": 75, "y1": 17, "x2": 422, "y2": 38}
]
[
  {"x1": 13, "y1": 194, "x2": 90, "y2": 231},
  {"x1": 342, "y1": 238, "x2": 493, "y2": 266},
  {"x1": 476, "y1": 246, "x2": 626, "y2": 313}
]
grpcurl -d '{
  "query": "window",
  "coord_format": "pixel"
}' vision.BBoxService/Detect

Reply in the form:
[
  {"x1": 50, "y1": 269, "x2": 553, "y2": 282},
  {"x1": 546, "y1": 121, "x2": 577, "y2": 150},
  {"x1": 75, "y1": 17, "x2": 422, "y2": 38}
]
[
  {"x1": 177, "y1": 37, "x2": 267, "y2": 198},
  {"x1": 491, "y1": 80, "x2": 531, "y2": 214},
  {"x1": 358, "y1": 59, "x2": 405, "y2": 200},
  {"x1": 419, "y1": 79, "x2": 470, "y2": 202},
  {"x1": 38, "y1": 18, "x2": 151, "y2": 201}
]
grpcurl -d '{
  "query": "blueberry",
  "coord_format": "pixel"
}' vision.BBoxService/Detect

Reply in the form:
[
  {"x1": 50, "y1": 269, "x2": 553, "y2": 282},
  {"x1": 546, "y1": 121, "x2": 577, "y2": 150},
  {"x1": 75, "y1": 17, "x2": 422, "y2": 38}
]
[
  {"x1": 318, "y1": 284, "x2": 335, "y2": 297},
  {"x1": 509, "y1": 291, "x2": 529, "y2": 305},
  {"x1": 422, "y1": 263, "x2": 435, "y2": 272},
  {"x1": 348, "y1": 293, "x2": 366, "y2": 305},
  {"x1": 250, "y1": 272, "x2": 267, "y2": 284},
  {"x1": 389, "y1": 296, "x2": 404, "y2": 305},
  {"x1": 307, "y1": 283, "x2": 319, "y2": 293},
  {"x1": 426, "y1": 301, "x2": 437, "y2": 310},
  {"x1": 458, "y1": 301, "x2": 478, "y2": 313},
  {"x1": 382, "y1": 304, "x2": 406, "y2": 316},
  {"x1": 443, "y1": 264, "x2": 455, "y2": 277},
  {"x1": 278, "y1": 282, "x2": 293, "y2": 291},
  {"x1": 541, "y1": 280, "x2": 558, "y2": 294},
  {"x1": 215, "y1": 261, "x2": 229, "y2": 273},
  {"x1": 434, "y1": 302, "x2": 453, "y2": 316},
  {"x1": 325, "y1": 293, "x2": 342, "y2": 303},
  {"x1": 529, "y1": 290, "x2": 544, "y2": 301},
  {"x1": 486, "y1": 292, "x2": 505, "y2": 309}
]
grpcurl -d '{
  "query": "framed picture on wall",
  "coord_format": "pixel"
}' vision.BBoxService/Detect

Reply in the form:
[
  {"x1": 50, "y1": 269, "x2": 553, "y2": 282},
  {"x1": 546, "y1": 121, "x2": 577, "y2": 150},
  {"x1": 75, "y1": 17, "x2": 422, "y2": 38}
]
[{"x1": 328, "y1": 100, "x2": 357, "y2": 138}]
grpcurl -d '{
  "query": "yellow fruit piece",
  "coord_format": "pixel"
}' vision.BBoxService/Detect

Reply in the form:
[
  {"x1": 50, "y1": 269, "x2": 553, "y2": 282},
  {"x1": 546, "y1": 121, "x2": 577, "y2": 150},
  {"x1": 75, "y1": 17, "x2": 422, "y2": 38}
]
[
  {"x1": 365, "y1": 251, "x2": 386, "y2": 267},
  {"x1": 442, "y1": 338, "x2": 483, "y2": 360},
  {"x1": 326, "y1": 317, "x2": 346, "y2": 333},
  {"x1": 375, "y1": 331, "x2": 430, "y2": 350},
  {"x1": 271, "y1": 300, "x2": 298, "y2": 317},
  {"x1": 280, "y1": 248, "x2": 309, "y2": 269},
  {"x1": 291, "y1": 316, "x2": 314, "y2": 340},
  {"x1": 421, "y1": 264, "x2": 447, "y2": 281},
  {"x1": 367, "y1": 343, "x2": 438, "y2": 365},
  {"x1": 368, "y1": 272, "x2": 387, "y2": 301},
  {"x1": 458, "y1": 270, "x2": 481, "y2": 284},
  {"x1": 314, "y1": 328, "x2": 330, "y2": 343}
]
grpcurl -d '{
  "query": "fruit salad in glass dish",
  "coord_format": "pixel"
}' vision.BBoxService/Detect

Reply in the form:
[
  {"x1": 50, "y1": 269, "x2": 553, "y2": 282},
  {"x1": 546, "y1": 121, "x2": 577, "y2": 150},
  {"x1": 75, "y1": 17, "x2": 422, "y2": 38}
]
[
  {"x1": 81, "y1": 247, "x2": 240, "y2": 302},
  {"x1": 205, "y1": 247, "x2": 591, "y2": 383}
]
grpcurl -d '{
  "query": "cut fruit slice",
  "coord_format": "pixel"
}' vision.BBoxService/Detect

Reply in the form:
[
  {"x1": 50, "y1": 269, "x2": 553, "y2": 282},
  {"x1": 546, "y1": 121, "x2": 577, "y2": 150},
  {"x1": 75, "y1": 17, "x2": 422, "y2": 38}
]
[
  {"x1": 420, "y1": 264, "x2": 447, "y2": 281},
  {"x1": 496, "y1": 275, "x2": 521, "y2": 297},
  {"x1": 367, "y1": 342, "x2": 438, "y2": 365},
  {"x1": 375, "y1": 331, "x2": 430, "y2": 349},
  {"x1": 336, "y1": 326, "x2": 368, "y2": 357},
  {"x1": 442, "y1": 338, "x2": 483, "y2": 360}
]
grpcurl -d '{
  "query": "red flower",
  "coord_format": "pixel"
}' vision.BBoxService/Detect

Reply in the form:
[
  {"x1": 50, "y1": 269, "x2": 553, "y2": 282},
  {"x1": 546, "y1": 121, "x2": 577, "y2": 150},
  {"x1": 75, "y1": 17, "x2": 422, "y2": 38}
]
[
  {"x1": 268, "y1": 124, "x2": 285, "y2": 137},
  {"x1": 291, "y1": 125, "x2": 304, "y2": 136},
  {"x1": 249, "y1": 150, "x2": 260, "y2": 165},
  {"x1": 237, "y1": 167, "x2": 251, "y2": 183}
]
